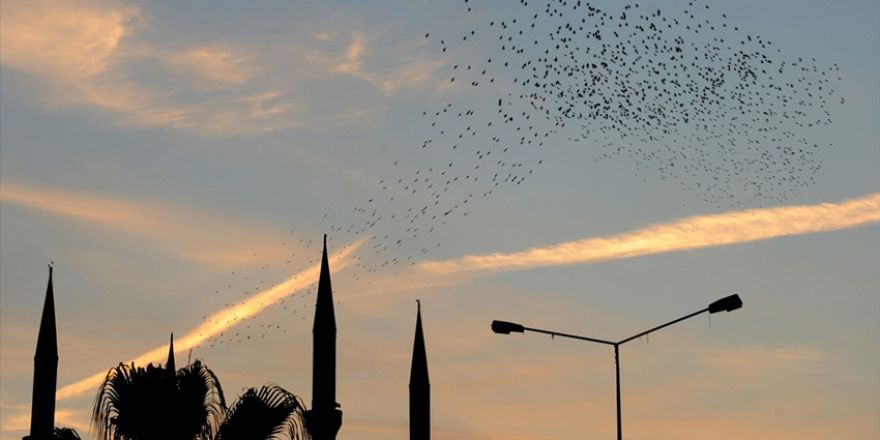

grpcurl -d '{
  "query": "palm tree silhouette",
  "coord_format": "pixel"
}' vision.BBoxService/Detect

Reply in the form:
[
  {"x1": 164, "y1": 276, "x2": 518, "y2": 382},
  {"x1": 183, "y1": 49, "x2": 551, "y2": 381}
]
[
  {"x1": 216, "y1": 384, "x2": 308, "y2": 440},
  {"x1": 52, "y1": 427, "x2": 82, "y2": 440},
  {"x1": 92, "y1": 359, "x2": 309, "y2": 440},
  {"x1": 92, "y1": 360, "x2": 226, "y2": 440}
]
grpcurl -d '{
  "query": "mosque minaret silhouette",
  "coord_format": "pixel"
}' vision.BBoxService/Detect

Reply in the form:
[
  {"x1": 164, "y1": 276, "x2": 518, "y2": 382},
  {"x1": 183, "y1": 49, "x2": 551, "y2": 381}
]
[
  {"x1": 23, "y1": 241, "x2": 435, "y2": 439},
  {"x1": 302, "y1": 236, "x2": 436, "y2": 439},
  {"x1": 24, "y1": 266, "x2": 58, "y2": 440},
  {"x1": 409, "y1": 300, "x2": 430, "y2": 440},
  {"x1": 305, "y1": 235, "x2": 343, "y2": 440},
  {"x1": 167, "y1": 333, "x2": 176, "y2": 373}
]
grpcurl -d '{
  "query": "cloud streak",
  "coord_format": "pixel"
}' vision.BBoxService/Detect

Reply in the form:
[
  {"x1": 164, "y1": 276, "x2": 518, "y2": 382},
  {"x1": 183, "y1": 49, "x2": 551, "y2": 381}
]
[
  {"x1": 348, "y1": 193, "x2": 879, "y2": 305},
  {"x1": 55, "y1": 237, "x2": 366, "y2": 400},
  {"x1": 320, "y1": 30, "x2": 446, "y2": 95},
  {"x1": 0, "y1": 0, "x2": 297, "y2": 134},
  {"x1": 0, "y1": 180, "x2": 296, "y2": 267},
  {"x1": 0, "y1": 0, "x2": 139, "y2": 82},
  {"x1": 1, "y1": 403, "x2": 90, "y2": 434},
  {"x1": 418, "y1": 193, "x2": 880, "y2": 275},
  {"x1": 702, "y1": 345, "x2": 830, "y2": 377},
  {"x1": 1, "y1": 0, "x2": 449, "y2": 135},
  {"x1": 169, "y1": 47, "x2": 256, "y2": 86}
]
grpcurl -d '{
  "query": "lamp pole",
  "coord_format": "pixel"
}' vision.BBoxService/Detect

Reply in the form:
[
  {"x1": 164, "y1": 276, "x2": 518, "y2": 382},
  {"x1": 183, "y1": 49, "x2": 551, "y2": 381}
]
[
  {"x1": 491, "y1": 294, "x2": 743, "y2": 440},
  {"x1": 614, "y1": 344, "x2": 621, "y2": 440}
]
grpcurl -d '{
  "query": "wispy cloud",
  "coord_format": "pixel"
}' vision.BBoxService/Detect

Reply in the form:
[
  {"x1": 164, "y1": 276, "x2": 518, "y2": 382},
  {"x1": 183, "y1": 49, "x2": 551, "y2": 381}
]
[
  {"x1": 168, "y1": 47, "x2": 256, "y2": 86},
  {"x1": 55, "y1": 237, "x2": 366, "y2": 400},
  {"x1": 333, "y1": 31, "x2": 369, "y2": 77},
  {"x1": 0, "y1": 0, "x2": 295, "y2": 134},
  {"x1": 418, "y1": 193, "x2": 880, "y2": 275},
  {"x1": 702, "y1": 345, "x2": 830, "y2": 377},
  {"x1": 345, "y1": 419, "x2": 547, "y2": 440},
  {"x1": 347, "y1": 193, "x2": 880, "y2": 302},
  {"x1": 0, "y1": 180, "x2": 291, "y2": 266},
  {"x1": 320, "y1": 30, "x2": 446, "y2": 95},
  {"x1": 1, "y1": 1, "x2": 449, "y2": 134},
  {"x1": 1, "y1": 403, "x2": 89, "y2": 435},
  {"x1": 0, "y1": 0, "x2": 139, "y2": 82}
]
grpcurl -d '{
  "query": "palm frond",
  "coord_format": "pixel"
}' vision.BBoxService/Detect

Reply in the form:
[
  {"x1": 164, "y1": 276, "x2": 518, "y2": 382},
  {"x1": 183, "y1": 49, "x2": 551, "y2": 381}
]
[
  {"x1": 91, "y1": 360, "x2": 226, "y2": 440},
  {"x1": 217, "y1": 384, "x2": 308, "y2": 440},
  {"x1": 176, "y1": 360, "x2": 226, "y2": 440},
  {"x1": 52, "y1": 426, "x2": 81, "y2": 440}
]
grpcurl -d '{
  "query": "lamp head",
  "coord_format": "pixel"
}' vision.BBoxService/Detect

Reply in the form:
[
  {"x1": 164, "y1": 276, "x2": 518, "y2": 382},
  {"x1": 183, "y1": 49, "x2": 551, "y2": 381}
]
[
  {"x1": 492, "y1": 320, "x2": 525, "y2": 334},
  {"x1": 709, "y1": 294, "x2": 743, "y2": 314}
]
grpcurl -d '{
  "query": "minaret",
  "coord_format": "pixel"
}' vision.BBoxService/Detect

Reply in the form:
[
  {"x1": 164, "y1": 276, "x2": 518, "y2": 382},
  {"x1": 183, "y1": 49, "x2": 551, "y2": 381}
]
[
  {"x1": 304, "y1": 235, "x2": 342, "y2": 440},
  {"x1": 27, "y1": 266, "x2": 58, "y2": 440},
  {"x1": 409, "y1": 300, "x2": 430, "y2": 440},
  {"x1": 166, "y1": 333, "x2": 176, "y2": 374}
]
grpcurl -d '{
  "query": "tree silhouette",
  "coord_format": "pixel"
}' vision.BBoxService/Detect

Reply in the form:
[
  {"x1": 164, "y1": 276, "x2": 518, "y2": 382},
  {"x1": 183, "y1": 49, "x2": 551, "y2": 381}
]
[
  {"x1": 216, "y1": 384, "x2": 308, "y2": 440},
  {"x1": 92, "y1": 360, "x2": 309, "y2": 440},
  {"x1": 92, "y1": 360, "x2": 225, "y2": 440},
  {"x1": 52, "y1": 427, "x2": 81, "y2": 440}
]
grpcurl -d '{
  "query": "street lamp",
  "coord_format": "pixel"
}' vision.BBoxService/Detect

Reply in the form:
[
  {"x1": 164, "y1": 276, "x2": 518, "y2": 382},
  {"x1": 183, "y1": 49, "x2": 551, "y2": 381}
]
[{"x1": 491, "y1": 294, "x2": 742, "y2": 440}]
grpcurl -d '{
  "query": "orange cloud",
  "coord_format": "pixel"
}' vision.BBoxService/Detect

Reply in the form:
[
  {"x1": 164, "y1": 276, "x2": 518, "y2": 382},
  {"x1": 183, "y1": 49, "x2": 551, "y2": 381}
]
[
  {"x1": 0, "y1": 0, "x2": 296, "y2": 134},
  {"x1": 1, "y1": 403, "x2": 89, "y2": 435},
  {"x1": 419, "y1": 193, "x2": 880, "y2": 275},
  {"x1": 345, "y1": 419, "x2": 548, "y2": 440},
  {"x1": 0, "y1": 0, "x2": 139, "y2": 82},
  {"x1": 345, "y1": 193, "x2": 879, "y2": 306},
  {"x1": 701, "y1": 344, "x2": 829, "y2": 377},
  {"x1": 2, "y1": 1, "x2": 452, "y2": 134},
  {"x1": 333, "y1": 32, "x2": 368, "y2": 77},
  {"x1": 0, "y1": 180, "x2": 292, "y2": 266},
  {"x1": 324, "y1": 31, "x2": 446, "y2": 94},
  {"x1": 169, "y1": 47, "x2": 256, "y2": 86}
]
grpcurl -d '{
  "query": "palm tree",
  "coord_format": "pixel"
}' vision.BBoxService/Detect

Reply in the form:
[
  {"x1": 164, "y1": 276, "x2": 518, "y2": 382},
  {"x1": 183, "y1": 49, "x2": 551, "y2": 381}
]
[
  {"x1": 216, "y1": 384, "x2": 308, "y2": 440},
  {"x1": 52, "y1": 427, "x2": 82, "y2": 440},
  {"x1": 92, "y1": 335, "x2": 308, "y2": 440},
  {"x1": 92, "y1": 360, "x2": 226, "y2": 440}
]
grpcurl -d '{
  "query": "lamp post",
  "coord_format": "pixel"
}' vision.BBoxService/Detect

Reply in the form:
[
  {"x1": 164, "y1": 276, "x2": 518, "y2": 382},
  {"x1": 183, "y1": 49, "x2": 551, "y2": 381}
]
[{"x1": 491, "y1": 294, "x2": 742, "y2": 440}]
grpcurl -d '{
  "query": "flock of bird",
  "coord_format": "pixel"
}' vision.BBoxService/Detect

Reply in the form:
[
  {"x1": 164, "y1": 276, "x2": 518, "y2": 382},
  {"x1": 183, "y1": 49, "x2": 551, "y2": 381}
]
[{"x1": 197, "y1": 0, "x2": 840, "y2": 350}]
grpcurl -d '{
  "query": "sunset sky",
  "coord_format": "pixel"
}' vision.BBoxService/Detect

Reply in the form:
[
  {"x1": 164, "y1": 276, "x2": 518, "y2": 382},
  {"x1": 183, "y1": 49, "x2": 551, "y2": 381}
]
[{"x1": 1, "y1": 1, "x2": 878, "y2": 439}]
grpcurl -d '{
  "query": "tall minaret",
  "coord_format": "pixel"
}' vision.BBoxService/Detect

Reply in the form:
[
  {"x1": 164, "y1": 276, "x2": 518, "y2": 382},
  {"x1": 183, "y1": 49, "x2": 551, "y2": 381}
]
[
  {"x1": 409, "y1": 300, "x2": 430, "y2": 440},
  {"x1": 166, "y1": 333, "x2": 176, "y2": 373},
  {"x1": 27, "y1": 266, "x2": 58, "y2": 440},
  {"x1": 304, "y1": 235, "x2": 342, "y2": 440}
]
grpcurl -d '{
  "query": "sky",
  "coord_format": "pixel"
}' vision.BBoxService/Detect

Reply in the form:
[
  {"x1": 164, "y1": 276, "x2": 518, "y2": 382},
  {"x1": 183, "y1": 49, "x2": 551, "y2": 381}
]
[{"x1": 1, "y1": 0, "x2": 878, "y2": 439}]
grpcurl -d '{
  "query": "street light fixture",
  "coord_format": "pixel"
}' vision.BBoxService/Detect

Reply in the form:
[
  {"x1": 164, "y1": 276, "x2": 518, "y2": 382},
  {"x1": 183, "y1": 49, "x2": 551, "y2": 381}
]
[
  {"x1": 491, "y1": 294, "x2": 742, "y2": 440},
  {"x1": 490, "y1": 320, "x2": 525, "y2": 334},
  {"x1": 708, "y1": 294, "x2": 743, "y2": 314}
]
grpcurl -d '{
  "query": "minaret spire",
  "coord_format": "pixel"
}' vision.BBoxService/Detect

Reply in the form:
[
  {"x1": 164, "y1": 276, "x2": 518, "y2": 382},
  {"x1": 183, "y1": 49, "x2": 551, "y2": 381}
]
[
  {"x1": 305, "y1": 234, "x2": 342, "y2": 440},
  {"x1": 410, "y1": 300, "x2": 430, "y2": 440},
  {"x1": 166, "y1": 333, "x2": 176, "y2": 374},
  {"x1": 27, "y1": 264, "x2": 58, "y2": 440}
]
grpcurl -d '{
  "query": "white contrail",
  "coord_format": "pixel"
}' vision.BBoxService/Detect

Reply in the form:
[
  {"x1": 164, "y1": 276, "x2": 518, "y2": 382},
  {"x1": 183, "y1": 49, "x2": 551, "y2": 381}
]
[
  {"x1": 56, "y1": 237, "x2": 366, "y2": 400},
  {"x1": 419, "y1": 193, "x2": 880, "y2": 275}
]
